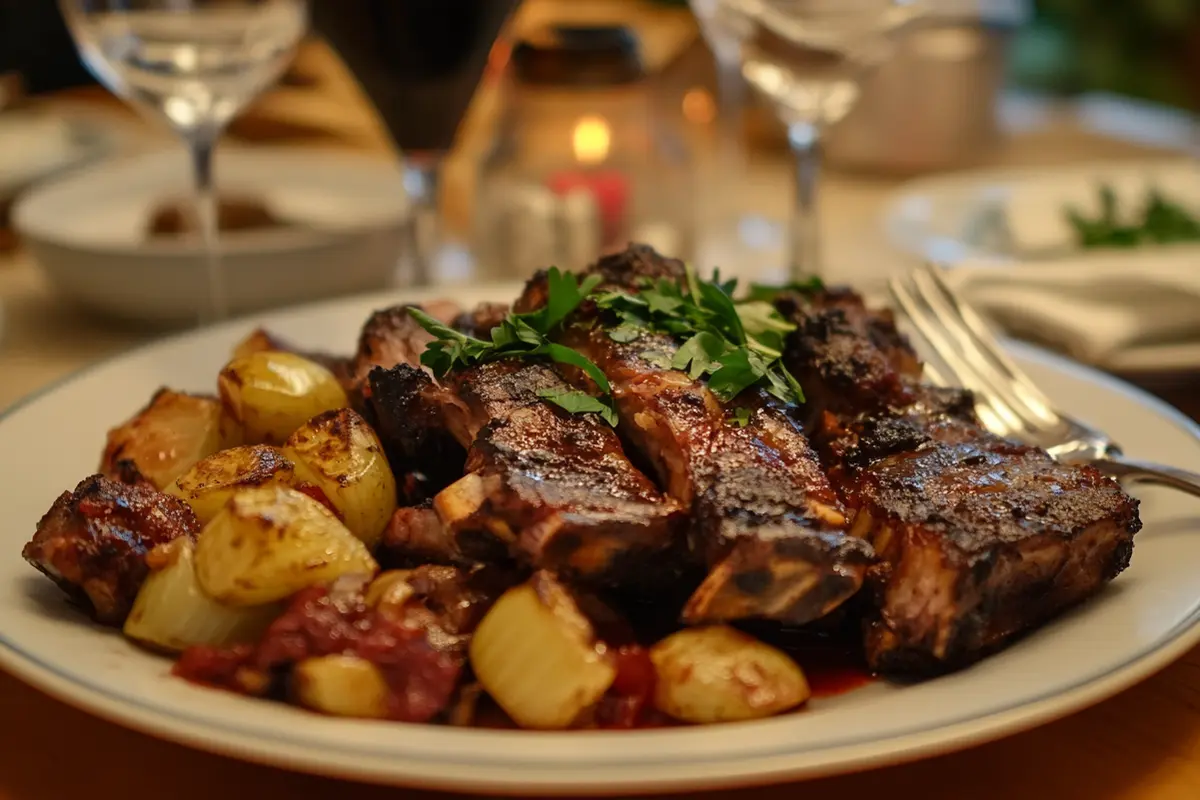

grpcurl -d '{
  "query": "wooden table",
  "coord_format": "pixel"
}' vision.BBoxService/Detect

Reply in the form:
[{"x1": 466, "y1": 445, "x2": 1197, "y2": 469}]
[
  {"x1": 5, "y1": 4, "x2": 1200, "y2": 799},
  {"x1": 4, "y1": 647, "x2": 1200, "y2": 800}
]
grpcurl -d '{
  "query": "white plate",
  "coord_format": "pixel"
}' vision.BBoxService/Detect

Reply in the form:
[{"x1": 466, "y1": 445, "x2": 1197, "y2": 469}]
[
  {"x1": 881, "y1": 158, "x2": 1200, "y2": 373},
  {"x1": 2, "y1": 285, "x2": 1200, "y2": 794},
  {"x1": 13, "y1": 147, "x2": 410, "y2": 327},
  {"x1": 882, "y1": 157, "x2": 1200, "y2": 264}
]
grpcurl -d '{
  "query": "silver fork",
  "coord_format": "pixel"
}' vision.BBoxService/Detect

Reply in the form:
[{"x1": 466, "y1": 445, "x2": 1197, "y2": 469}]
[{"x1": 889, "y1": 262, "x2": 1200, "y2": 498}]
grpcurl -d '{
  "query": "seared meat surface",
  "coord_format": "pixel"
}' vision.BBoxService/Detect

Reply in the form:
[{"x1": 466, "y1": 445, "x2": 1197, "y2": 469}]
[
  {"x1": 349, "y1": 301, "x2": 472, "y2": 501},
  {"x1": 774, "y1": 287, "x2": 921, "y2": 418},
  {"x1": 350, "y1": 300, "x2": 462, "y2": 391},
  {"x1": 368, "y1": 359, "x2": 684, "y2": 583},
  {"x1": 781, "y1": 290, "x2": 1143, "y2": 673},
  {"x1": 518, "y1": 245, "x2": 874, "y2": 625},
  {"x1": 23, "y1": 475, "x2": 200, "y2": 625},
  {"x1": 175, "y1": 565, "x2": 512, "y2": 722}
]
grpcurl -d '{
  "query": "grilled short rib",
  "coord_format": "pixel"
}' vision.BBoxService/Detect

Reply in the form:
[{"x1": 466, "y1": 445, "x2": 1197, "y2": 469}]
[
  {"x1": 23, "y1": 474, "x2": 200, "y2": 625},
  {"x1": 779, "y1": 288, "x2": 1142, "y2": 673},
  {"x1": 367, "y1": 359, "x2": 684, "y2": 583},
  {"x1": 515, "y1": 244, "x2": 874, "y2": 625},
  {"x1": 350, "y1": 300, "x2": 462, "y2": 391}
]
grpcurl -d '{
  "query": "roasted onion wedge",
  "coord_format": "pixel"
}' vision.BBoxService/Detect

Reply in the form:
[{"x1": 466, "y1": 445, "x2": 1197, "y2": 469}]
[
  {"x1": 194, "y1": 485, "x2": 377, "y2": 606},
  {"x1": 470, "y1": 573, "x2": 616, "y2": 729},
  {"x1": 101, "y1": 389, "x2": 240, "y2": 490},
  {"x1": 218, "y1": 352, "x2": 348, "y2": 444},
  {"x1": 650, "y1": 625, "x2": 810, "y2": 723},
  {"x1": 283, "y1": 409, "x2": 396, "y2": 548},
  {"x1": 293, "y1": 655, "x2": 390, "y2": 719},
  {"x1": 165, "y1": 445, "x2": 296, "y2": 525},
  {"x1": 123, "y1": 538, "x2": 279, "y2": 653}
]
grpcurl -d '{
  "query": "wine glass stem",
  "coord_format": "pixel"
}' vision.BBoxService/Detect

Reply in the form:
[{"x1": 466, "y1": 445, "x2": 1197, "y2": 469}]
[
  {"x1": 714, "y1": 60, "x2": 747, "y2": 173},
  {"x1": 404, "y1": 157, "x2": 442, "y2": 287},
  {"x1": 787, "y1": 120, "x2": 823, "y2": 280},
  {"x1": 191, "y1": 135, "x2": 226, "y2": 323}
]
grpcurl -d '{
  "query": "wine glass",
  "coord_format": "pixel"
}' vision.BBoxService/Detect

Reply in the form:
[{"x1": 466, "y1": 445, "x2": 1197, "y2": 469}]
[
  {"x1": 690, "y1": 0, "x2": 789, "y2": 282},
  {"x1": 59, "y1": 0, "x2": 308, "y2": 323},
  {"x1": 310, "y1": 0, "x2": 521, "y2": 286},
  {"x1": 713, "y1": 0, "x2": 926, "y2": 280}
]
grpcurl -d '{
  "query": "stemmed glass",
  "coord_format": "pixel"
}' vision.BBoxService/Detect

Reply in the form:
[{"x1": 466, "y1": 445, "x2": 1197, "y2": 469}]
[
  {"x1": 59, "y1": 0, "x2": 308, "y2": 323},
  {"x1": 690, "y1": 0, "x2": 786, "y2": 279},
  {"x1": 309, "y1": 0, "x2": 521, "y2": 287},
  {"x1": 712, "y1": 0, "x2": 926, "y2": 280}
]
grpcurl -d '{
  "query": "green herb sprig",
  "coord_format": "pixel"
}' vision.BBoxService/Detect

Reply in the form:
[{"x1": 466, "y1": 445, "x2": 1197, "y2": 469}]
[
  {"x1": 409, "y1": 265, "x2": 811, "y2": 428},
  {"x1": 1067, "y1": 183, "x2": 1200, "y2": 249},
  {"x1": 408, "y1": 268, "x2": 618, "y2": 425},
  {"x1": 596, "y1": 266, "x2": 807, "y2": 408}
]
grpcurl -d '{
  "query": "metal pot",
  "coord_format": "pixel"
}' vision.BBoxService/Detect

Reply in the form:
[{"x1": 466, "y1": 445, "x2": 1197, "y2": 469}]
[{"x1": 825, "y1": 1, "x2": 1029, "y2": 175}]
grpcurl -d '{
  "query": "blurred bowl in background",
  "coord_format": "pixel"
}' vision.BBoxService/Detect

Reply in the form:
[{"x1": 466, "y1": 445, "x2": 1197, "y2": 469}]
[
  {"x1": 825, "y1": 0, "x2": 1030, "y2": 175},
  {"x1": 0, "y1": 108, "x2": 124, "y2": 202},
  {"x1": 14, "y1": 147, "x2": 409, "y2": 327}
]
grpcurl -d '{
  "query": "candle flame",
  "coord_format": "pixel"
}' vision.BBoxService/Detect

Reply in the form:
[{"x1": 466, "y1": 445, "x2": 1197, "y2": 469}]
[
  {"x1": 572, "y1": 115, "x2": 611, "y2": 165},
  {"x1": 682, "y1": 87, "x2": 716, "y2": 125}
]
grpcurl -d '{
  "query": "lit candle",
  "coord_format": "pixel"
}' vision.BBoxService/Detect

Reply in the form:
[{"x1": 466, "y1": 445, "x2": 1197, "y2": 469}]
[{"x1": 547, "y1": 114, "x2": 628, "y2": 249}]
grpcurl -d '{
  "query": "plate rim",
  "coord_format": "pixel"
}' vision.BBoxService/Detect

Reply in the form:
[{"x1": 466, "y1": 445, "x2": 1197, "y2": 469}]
[{"x1": 2, "y1": 288, "x2": 1199, "y2": 794}]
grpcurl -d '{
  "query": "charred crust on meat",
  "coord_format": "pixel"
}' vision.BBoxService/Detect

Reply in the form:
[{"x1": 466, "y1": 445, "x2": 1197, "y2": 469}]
[
  {"x1": 789, "y1": 287, "x2": 1144, "y2": 674},
  {"x1": 22, "y1": 475, "x2": 200, "y2": 625},
  {"x1": 365, "y1": 364, "x2": 466, "y2": 494},
  {"x1": 370, "y1": 352, "x2": 683, "y2": 587},
  {"x1": 454, "y1": 302, "x2": 509, "y2": 338}
]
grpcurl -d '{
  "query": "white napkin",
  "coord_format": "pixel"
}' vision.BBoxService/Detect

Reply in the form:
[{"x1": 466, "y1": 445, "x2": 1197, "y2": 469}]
[{"x1": 944, "y1": 247, "x2": 1200, "y2": 367}]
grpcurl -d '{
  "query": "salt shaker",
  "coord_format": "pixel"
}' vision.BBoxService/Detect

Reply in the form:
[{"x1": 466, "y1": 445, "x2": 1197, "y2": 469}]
[{"x1": 473, "y1": 24, "x2": 693, "y2": 279}]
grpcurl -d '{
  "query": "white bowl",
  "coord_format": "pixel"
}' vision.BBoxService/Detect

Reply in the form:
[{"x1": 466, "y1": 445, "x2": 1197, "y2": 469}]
[{"x1": 13, "y1": 147, "x2": 410, "y2": 327}]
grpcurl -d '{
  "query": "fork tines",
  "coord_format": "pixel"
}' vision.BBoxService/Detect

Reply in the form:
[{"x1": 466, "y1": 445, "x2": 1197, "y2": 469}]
[{"x1": 888, "y1": 263, "x2": 1068, "y2": 444}]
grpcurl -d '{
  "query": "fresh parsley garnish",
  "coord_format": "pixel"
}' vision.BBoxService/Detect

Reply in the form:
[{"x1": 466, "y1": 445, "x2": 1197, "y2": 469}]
[
  {"x1": 536, "y1": 387, "x2": 618, "y2": 426},
  {"x1": 411, "y1": 264, "x2": 809, "y2": 428},
  {"x1": 596, "y1": 265, "x2": 806, "y2": 406},
  {"x1": 745, "y1": 277, "x2": 825, "y2": 303},
  {"x1": 408, "y1": 268, "x2": 618, "y2": 425},
  {"x1": 729, "y1": 407, "x2": 753, "y2": 427},
  {"x1": 1067, "y1": 184, "x2": 1200, "y2": 249}
]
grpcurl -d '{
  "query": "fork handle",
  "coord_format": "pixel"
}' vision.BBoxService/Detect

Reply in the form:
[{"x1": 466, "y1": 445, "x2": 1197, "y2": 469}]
[{"x1": 1087, "y1": 455, "x2": 1200, "y2": 500}]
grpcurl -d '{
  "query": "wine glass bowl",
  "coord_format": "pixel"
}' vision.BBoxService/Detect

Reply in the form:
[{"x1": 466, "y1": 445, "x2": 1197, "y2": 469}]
[{"x1": 59, "y1": 0, "x2": 308, "y2": 322}]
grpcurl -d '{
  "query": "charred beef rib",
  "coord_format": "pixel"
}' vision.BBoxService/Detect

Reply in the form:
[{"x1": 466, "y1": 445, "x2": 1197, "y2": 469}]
[
  {"x1": 780, "y1": 288, "x2": 1142, "y2": 673},
  {"x1": 516, "y1": 244, "x2": 874, "y2": 626},
  {"x1": 23, "y1": 474, "x2": 201, "y2": 625},
  {"x1": 367, "y1": 358, "x2": 684, "y2": 584},
  {"x1": 349, "y1": 301, "x2": 462, "y2": 392}
]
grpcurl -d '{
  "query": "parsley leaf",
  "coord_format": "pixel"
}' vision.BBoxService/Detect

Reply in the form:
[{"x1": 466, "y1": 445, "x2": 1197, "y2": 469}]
[
  {"x1": 729, "y1": 407, "x2": 753, "y2": 427},
  {"x1": 524, "y1": 268, "x2": 603, "y2": 332},
  {"x1": 408, "y1": 270, "x2": 619, "y2": 426},
  {"x1": 607, "y1": 324, "x2": 643, "y2": 343},
  {"x1": 539, "y1": 342, "x2": 612, "y2": 395},
  {"x1": 408, "y1": 308, "x2": 490, "y2": 378},
  {"x1": 738, "y1": 301, "x2": 796, "y2": 339},
  {"x1": 707, "y1": 349, "x2": 769, "y2": 402},
  {"x1": 592, "y1": 267, "x2": 807, "y2": 406},
  {"x1": 640, "y1": 350, "x2": 673, "y2": 369},
  {"x1": 537, "y1": 388, "x2": 618, "y2": 426},
  {"x1": 671, "y1": 331, "x2": 729, "y2": 380},
  {"x1": 745, "y1": 278, "x2": 825, "y2": 303}
]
